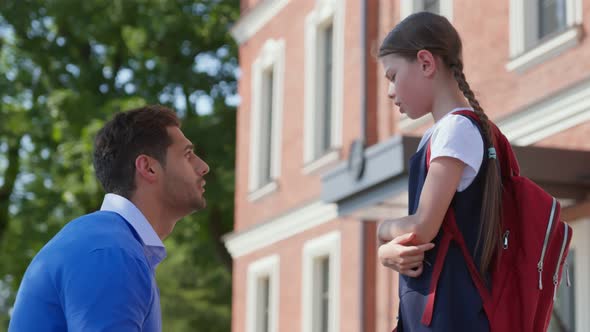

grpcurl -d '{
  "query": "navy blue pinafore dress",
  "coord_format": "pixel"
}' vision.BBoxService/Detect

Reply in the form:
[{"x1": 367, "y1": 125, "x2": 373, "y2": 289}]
[{"x1": 395, "y1": 115, "x2": 490, "y2": 332}]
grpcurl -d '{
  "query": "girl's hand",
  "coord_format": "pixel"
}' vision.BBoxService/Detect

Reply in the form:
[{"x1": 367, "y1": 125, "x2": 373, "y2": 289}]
[{"x1": 378, "y1": 233, "x2": 435, "y2": 278}]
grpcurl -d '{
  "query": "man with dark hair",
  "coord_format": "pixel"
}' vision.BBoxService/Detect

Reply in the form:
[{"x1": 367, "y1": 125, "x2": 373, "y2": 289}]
[{"x1": 9, "y1": 105, "x2": 209, "y2": 331}]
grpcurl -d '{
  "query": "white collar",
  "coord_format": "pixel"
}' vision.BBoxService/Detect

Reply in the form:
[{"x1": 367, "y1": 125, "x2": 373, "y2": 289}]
[{"x1": 100, "y1": 193, "x2": 165, "y2": 248}]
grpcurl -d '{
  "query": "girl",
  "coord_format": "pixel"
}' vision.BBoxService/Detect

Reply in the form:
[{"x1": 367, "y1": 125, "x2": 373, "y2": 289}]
[{"x1": 376, "y1": 12, "x2": 502, "y2": 331}]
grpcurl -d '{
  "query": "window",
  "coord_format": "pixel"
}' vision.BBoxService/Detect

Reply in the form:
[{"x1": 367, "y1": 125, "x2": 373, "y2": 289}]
[
  {"x1": 304, "y1": 0, "x2": 344, "y2": 173},
  {"x1": 548, "y1": 250, "x2": 575, "y2": 332},
  {"x1": 259, "y1": 69, "x2": 274, "y2": 185},
  {"x1": 507, "y1": 0, "x2": 582, "y2": 72},
  {"x1": 249, "y1": 39, "x2": 284, "y2": 201},
  {"x1": 302, "y1": 232, "x2": 340, "y2": 332},
  {"x1": 315, "y1": 23, "x2": 334, "y2": 160},
  {"x1": 256, "y1": 277, "x2": 271, "y2": 332},
  {"x1": 423, "y1": 0, "x2": 440, "y2": 13},
  {"x1": 539, "y1": 0, "x2": 567, "y2": 39},
  {"x1": 313, "y1": 256, "x2": 331, "y2": 332},
  {"x1": 399, "y1": 0, "x2": 453, "y2": 21},
  {"x1": 247, "y1": 255, "x2": 279, "y2": 332}
]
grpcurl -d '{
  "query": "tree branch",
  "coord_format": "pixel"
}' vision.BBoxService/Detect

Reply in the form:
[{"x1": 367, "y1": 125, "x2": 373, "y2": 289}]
[
  {"x1": 183, "y1": 86, "x2": 197, "y2": 120},
  {"x1": 0, "y1": 137, "x2": 22, "y2": 242}
]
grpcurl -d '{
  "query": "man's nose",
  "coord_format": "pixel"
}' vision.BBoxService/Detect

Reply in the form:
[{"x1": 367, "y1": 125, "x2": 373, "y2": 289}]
[{"x1": 197, "y1": 159, "x2": 210, "y2": 176}]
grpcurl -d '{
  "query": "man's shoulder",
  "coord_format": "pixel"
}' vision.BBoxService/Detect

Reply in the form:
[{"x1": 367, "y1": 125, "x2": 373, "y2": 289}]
[
  {"x1": 39, "y1": 211, "x2": 145, "y2": 263},
  {"x1": 11, "y1": 212, "x2": 154, "y2": 331}
]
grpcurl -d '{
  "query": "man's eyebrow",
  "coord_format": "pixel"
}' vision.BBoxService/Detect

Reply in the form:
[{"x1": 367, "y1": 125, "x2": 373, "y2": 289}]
[{"x1": 184, "y1": 144, "x2": 194, "y2": 151}]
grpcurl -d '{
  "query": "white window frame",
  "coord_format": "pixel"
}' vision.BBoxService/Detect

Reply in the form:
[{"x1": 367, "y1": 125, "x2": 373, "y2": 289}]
[
  {"x1": 248, "y1": 39, "x2": 285, "y2": 201},
  {"x1": 400, "y1": 0, "x2": 454, "y2": 21},
  {"x1": 246, "y1": 255, "x2": 280, "y2": 332},
  {"x1": 303, "y1": 0, "x2": 345, "y2": 174},
  {"x1": 507, "y1": 0, "x2": 583, "y2": 73},
  {"x1": 301, "y1": 231, "x2": 341, "y2": 332},
  {"x1": 230, "y1": 0, "x2": 290, "y2": 45}
]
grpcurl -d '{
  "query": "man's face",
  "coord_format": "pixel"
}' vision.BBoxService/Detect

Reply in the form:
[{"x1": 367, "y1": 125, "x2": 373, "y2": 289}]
[{"x1": 160, "y1": 126, "x2": 209, "y2": 215}]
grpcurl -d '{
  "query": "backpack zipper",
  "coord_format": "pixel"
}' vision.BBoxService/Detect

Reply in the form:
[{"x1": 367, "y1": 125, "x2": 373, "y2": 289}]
[
  {"x1": 552, "y1": 222, "x2": 569, "y2": 300},
  {"x1": 537, "y1": 197, "x2": 557, "y2": 290},
  {"x1": 502, "y1": 230, "x2": 510, "y2": 249},
  {"x1": 565, "y1": 261, "x2": 571, "y2": 287}
]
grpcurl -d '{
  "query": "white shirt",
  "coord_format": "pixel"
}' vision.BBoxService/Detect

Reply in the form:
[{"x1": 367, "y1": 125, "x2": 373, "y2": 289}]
[
  {"x1": 417, "y1": 108, "x2": 484, "y2": 192},
  {"x1": 100, "y1": 193, "x2": 167, "y2": 267}
]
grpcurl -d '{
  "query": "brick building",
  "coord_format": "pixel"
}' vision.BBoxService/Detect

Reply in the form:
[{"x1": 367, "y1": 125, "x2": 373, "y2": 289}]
[{"x1": 224, "y1": 1, "x2": 590, "y2": 331}]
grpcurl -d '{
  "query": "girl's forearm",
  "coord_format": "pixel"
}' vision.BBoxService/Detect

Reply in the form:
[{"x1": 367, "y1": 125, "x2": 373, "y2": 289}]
[{"x1": 378, "y1": 215, "x2": 419, "y2": 243}]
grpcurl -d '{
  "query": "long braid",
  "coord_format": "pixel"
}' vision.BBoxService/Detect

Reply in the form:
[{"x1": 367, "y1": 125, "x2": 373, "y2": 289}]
[
  {"x1": 450, "y1": 61, "x2": 503, "y2": 276},
  {"x1": 449, "y1": 62, "x2": 492, "y2": 139}
]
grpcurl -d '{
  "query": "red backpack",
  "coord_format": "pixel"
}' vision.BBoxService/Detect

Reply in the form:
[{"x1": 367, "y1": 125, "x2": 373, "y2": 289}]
[{"x1": 420, "y1": 110, "x2": 573, "y2": 331}]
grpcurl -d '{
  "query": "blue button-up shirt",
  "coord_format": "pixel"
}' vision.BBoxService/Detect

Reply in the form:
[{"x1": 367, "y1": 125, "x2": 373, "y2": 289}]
[{"x1": 9, "y1": 194, "x2": 166, "y2": 331}]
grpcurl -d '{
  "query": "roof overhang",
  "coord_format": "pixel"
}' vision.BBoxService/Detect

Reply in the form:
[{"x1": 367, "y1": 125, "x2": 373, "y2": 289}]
[{"x1": 321, "y1": 135, "x2": 590, "y2": 220}]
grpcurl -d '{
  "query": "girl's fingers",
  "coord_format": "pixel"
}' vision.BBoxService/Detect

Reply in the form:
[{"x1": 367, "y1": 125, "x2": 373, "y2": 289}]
[
  {"x1": 381, "y1": 258, "x2": 401, "y2": 272},
  {"x1": 397, "y1": 255, "x2": 425, "y2": 267},
  {"x1": 400, "y1": 264, "x2": 423, "y2": 278},
  {"x1": 399, "y1": 242, "x2": 435, "y2": 256},
  {"x1": 400, "y1": 260, "x2": 423, "y2": 270},
  {"x1": 381, "y1": 256, "x2": 425, "y2": 272}
]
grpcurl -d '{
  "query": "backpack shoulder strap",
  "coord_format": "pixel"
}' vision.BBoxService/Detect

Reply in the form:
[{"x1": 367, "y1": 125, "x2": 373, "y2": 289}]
[
  {"x1": 420, "y1": 207, "x2": 493, "y2": 326},
  {"x1": 421, "y1": 112, "x2": 495, "y2": 326},
  {"x1": 451, "y1": 110, "x2": 520, "y2": 178}
]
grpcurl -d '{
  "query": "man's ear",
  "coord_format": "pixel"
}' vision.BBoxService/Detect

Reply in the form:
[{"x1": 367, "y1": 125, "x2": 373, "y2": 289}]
[
  {"x1": 416, "y1": 49, "x2": 437, "y2": 78},
  {"x1": 135, "y1": 154, "x2": 158, "y2": 183}
]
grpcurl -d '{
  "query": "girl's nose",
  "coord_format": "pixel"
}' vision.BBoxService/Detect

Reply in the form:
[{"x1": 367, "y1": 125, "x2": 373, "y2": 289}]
[{"x1": 388, "y1": 82, "x2": 396, "y2": 100}]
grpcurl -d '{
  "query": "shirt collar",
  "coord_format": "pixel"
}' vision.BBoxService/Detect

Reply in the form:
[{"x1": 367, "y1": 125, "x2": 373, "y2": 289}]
[
  {"x1": 436, "y1": 107, "x2": 474, "y2": 123},
  {"x1": 418, "y1": 107, "x2": 475, "y2": 151},
  {"x1": 100, "y1": 193, "x2": 165, "y2": 249}
]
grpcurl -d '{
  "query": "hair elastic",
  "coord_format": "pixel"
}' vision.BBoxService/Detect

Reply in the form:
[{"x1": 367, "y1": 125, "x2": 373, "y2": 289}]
[{"x1": 488, "y1": 147, "x2": 497, "y2": 159}]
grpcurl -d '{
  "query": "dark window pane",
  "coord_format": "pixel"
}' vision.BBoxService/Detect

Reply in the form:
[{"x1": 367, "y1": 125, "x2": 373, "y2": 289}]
[
  {"x1": 320, "y1": 257, "x2": 330, "y2": 332},
  {"x1": 315, "y1": 23, "x2": 334, "y2": 159},
  {"x1": 257, "y1": 277, "x2": 271, "y2": 332},
  {"x1": 313, "y1": 256, "x2": 330, "y2": 332},
  {"x1": 539, "y1": 0, "x2": 567, "y2": 39},
  {"x1": 322, "y1": 25, "x2": 333, "y2": 155},
  {"x1": 259, "y1": 69, "x2": 274, "y2": 186},
  {"x1": 424, "y1": 0, "x2": 440, "y2": 14}
]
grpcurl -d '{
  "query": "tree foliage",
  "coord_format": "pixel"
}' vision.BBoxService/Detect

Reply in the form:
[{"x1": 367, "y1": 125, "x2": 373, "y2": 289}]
[{"x1": 0, "y1": 0, "x2": 239, "y2": 330}]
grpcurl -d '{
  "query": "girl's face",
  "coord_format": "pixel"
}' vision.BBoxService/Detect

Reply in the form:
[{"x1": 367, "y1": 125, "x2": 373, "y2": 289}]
[{"x1": 381, "y1": 53, "x2": 434, "y2": 120}]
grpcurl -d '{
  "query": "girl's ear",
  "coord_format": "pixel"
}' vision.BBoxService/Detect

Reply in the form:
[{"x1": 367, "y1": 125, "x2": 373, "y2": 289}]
[{"x1": 416, "y1": 49, "x2": 436, "y2": 78}]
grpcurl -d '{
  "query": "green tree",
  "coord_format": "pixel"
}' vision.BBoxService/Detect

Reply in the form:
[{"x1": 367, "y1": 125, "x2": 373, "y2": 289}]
[{"x1": 0, "y1": 1, "x2": 238, "y2": 330}]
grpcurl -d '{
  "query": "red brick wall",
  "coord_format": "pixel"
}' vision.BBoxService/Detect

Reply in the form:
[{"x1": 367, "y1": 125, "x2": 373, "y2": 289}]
[
  {"x1": 234, "y1": 0, "x2": 365, "y2": 233},
  {"x1": 374, "y1": 0, "x2": 590, "y2": 150},
  {"x1": 536, "y1": 121, "x2": 590, "y2": 149},
  {"x1": 231, "y1": 219, "x2": 363, "y2": 332},
  {"x1": 233, "y1": 0, "x2": 590, "y2": 331}
]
